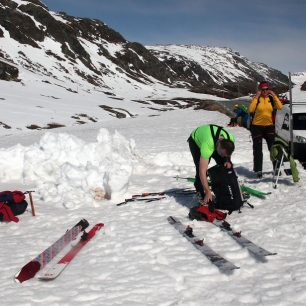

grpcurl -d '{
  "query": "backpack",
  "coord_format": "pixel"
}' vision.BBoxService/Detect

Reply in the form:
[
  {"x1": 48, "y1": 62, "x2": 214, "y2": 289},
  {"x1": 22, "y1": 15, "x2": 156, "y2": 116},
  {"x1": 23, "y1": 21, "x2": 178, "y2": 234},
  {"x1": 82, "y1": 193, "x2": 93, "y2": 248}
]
[
  {"x1": 248, "y1": 95, "x2": 276, "y2": 129},
  {"x1": 209, "y1": 124, "x2": 231, "y2": 143},
  {"x1": 207, "y1": 165, "x2": 244, "y2": 214},
  {"x1": 0, "y1": 191, "x2": 28, "y2": 222}
]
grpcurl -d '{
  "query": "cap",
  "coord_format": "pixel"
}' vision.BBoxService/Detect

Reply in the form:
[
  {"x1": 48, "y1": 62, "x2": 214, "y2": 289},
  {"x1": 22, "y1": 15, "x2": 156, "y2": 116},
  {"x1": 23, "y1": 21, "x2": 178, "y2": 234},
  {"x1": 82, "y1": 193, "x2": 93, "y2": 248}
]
[{"x1": 259, "y1": 81, "x2": 269, "y2": 89}]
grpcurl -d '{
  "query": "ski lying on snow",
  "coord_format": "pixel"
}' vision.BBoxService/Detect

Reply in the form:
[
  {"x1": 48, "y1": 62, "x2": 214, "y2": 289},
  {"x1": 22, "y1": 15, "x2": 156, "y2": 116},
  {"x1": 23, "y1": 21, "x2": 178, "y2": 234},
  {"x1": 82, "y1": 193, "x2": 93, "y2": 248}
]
[
  {"x1": 167, "y1": 216, "x2": 239, "y2": 275},
  {"x1": 240, "y1": 185, "x2": 271, "y2": 198},
  {"x1": 117, "y1": 188, "x2": 196, "y2": 207},
  {"x1": 117, "y1": 196, "x2": 166, "y2": 206},
  {"x1": 39, "y1": 223, "x2": 104, "y2": 280},
  {"x1": 15, "y1": 219, "x2": 89, "y2": 283},
  {"x1": 213, "y1": 220, "x2": 277, "y2": 261},
  {"x1": 132, "y1": 188, "x2": 195, "y2": 198}
]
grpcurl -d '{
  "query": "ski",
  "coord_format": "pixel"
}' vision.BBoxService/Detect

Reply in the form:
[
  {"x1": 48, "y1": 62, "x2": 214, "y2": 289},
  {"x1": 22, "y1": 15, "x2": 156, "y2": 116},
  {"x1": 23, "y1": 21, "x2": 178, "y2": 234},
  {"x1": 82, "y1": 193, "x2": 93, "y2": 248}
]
[
  {"x1": 213, "y1": 220, "x2": 277, "y2": 262},
  {"x1": 116, "y1": 196, "x2": 166, "y2": 206},
  {"x1": 15, "y1": 219, "x2": 89, "y2": 283},
  {"x1": 132, "y1": 188, "x2": 194, "y2": 198},
  {"x1": 39, "y1": 223, "x2": 104, "y2": 280},
  {"x1": 240, "y1": 185, "x2": 271, "y2": 198},
  {"x1": 167, "y1": 216, "x2": 239, "y2": 274}
]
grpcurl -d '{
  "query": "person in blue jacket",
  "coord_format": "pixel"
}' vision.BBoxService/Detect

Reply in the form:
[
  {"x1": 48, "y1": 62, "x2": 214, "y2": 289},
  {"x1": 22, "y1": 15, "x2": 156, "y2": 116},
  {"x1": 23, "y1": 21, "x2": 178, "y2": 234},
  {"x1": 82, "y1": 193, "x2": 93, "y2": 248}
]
[{"x1": 228, "y1": 104, "x2": 249, "y2": 128}]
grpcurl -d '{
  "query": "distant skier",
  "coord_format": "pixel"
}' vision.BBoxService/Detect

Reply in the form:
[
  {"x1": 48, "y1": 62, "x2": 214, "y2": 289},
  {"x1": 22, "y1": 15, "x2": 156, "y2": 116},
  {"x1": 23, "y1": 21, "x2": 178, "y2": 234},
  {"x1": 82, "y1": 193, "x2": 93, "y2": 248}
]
[
  {"x1": 228, "y1": 104, "x2": 249, "y2": 128},
  {"x1": 187, "y1": 124, "x2": 235, "y2": 205},
  {"x1": 248, "y1": 81, "x2": 283, "y2": 178}
]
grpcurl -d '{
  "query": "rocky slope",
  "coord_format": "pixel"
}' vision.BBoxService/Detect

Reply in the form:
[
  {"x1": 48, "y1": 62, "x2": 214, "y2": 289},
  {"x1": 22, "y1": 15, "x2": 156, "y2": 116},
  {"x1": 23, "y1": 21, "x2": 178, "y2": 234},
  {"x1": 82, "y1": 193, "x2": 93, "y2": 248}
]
[{"x1": 0, "y1": 0, "x2": 289, "y2": 98}]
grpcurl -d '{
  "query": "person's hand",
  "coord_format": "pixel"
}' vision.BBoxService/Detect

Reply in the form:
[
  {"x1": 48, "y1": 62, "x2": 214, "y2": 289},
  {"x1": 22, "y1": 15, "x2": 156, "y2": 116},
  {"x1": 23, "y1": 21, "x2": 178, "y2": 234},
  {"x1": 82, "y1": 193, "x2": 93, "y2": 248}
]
[
  {"x1": 267, "y1": 90, "x2": 276, "y2": 96},
  {"x1": 201, "y1": 190, "x2": 212, "y2": 205},
  {"x1": 256, "y1": 90, "x2": 261, "y2": 98},
  {"x1": 224, "y1": 161, "x2": 232, "y2": 169}
]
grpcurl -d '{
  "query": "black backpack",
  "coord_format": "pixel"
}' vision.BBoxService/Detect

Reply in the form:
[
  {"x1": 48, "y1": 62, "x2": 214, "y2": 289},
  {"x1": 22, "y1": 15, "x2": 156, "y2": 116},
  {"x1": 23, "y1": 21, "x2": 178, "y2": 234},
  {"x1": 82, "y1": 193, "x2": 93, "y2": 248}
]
[{"x1": 207, "y1": 165, "x2": 244, "y2": 214}]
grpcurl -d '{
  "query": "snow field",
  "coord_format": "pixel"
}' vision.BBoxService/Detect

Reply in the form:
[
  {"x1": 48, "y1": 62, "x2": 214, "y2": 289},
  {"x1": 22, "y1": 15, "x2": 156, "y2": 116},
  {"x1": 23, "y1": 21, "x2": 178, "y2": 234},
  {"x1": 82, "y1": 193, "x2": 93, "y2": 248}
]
[{"x1": 0, "y1": 108, "x2": 306, "y2": 305}]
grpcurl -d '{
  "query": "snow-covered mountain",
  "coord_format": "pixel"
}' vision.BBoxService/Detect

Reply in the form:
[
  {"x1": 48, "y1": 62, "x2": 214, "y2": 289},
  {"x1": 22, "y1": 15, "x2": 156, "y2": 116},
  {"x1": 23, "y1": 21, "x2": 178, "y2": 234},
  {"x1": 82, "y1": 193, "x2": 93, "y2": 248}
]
[
  {"x1": 0, "y1": 0, "x2": 302, "y2": 136},
  {"x1": 147, "y1": 44, "x2": 289, "y2": 96},
  {"x1": 1, "y1": 0, "x2": 288, "y2": 97}
]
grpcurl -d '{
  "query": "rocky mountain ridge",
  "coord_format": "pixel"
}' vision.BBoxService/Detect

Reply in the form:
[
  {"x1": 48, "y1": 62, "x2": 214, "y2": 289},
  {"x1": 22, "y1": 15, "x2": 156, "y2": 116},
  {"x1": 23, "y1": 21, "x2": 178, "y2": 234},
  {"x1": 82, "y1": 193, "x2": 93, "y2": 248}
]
[{"x1": 0, "y1": 0, "x2": 289, "y2": 98}]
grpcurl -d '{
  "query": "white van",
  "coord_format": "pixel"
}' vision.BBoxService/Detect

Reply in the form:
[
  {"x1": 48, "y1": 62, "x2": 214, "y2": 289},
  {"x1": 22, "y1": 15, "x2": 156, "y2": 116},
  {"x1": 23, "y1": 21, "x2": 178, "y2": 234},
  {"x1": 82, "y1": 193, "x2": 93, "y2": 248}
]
[{"x1": 275, "y1": 103, "x2": 306, "y2": 163}]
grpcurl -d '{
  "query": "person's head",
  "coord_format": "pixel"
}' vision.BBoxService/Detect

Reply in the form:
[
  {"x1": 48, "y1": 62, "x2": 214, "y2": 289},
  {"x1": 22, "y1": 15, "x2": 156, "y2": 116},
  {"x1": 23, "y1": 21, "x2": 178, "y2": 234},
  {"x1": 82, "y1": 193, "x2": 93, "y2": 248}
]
[
  {"x1": 258, "y1": 81, "x2": 269, "y2": 97},
  {"x1": 216, "y1": 138, "x2": 235, "y2": 158}
]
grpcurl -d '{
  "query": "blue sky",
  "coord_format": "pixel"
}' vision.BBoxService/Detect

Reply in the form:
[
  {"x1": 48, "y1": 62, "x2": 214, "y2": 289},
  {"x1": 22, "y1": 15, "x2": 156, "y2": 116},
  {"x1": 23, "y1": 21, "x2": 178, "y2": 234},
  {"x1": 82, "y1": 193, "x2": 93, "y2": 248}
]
[{"x1": 43, "y1": 0, "x2": 306, "y2": 73}]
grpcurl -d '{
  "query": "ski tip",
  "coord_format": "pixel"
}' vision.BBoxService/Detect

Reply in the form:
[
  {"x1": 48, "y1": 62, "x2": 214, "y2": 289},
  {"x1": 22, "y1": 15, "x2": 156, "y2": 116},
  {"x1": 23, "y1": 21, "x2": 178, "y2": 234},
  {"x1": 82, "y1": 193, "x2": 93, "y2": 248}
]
[
  {"x1": 95, "y1": 223, "x2": 104, "y2": 230},
  {"x1": 15, "y1": 261, "x2": 41, "y2": 283}
]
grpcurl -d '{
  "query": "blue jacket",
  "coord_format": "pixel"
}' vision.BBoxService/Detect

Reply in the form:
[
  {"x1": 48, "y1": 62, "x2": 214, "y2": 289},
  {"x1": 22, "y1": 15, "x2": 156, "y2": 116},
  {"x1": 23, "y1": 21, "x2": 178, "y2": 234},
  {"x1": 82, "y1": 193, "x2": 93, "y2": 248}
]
[{"x1": 234, "y1": 109, "x2": 249, "y2": 128}]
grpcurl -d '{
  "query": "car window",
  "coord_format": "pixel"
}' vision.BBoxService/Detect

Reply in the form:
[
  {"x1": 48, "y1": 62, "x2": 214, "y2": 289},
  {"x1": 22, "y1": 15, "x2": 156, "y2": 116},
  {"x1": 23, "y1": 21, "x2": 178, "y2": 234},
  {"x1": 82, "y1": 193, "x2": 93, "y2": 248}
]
[{"x1": 293, "y1": 113, "x2": 306, "y2": 130}]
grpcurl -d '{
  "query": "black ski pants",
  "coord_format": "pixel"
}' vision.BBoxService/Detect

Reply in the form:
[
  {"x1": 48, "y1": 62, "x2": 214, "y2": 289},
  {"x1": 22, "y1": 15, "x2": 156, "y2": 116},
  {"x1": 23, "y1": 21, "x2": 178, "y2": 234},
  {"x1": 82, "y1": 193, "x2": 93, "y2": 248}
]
[
  {"x1": 250, "y1": 125, "x2": 275, "y2": 172},
  {"x1": 188, "y1": 136, "x2": 226, "y2": 198}
]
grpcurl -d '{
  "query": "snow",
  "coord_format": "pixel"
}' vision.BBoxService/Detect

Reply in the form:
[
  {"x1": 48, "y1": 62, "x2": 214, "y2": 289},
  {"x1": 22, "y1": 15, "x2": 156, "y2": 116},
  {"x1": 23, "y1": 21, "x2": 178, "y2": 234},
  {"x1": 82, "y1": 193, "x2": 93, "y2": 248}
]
[
  {"x1": 1, "y1": 102, "x2": 306, "y2": 305},
  {"x1": 292, "y1": 72, "x2": 306, "y2": 102},
  {"x1": 0, "y1": 129, "x2": 135, "y2": 208}
]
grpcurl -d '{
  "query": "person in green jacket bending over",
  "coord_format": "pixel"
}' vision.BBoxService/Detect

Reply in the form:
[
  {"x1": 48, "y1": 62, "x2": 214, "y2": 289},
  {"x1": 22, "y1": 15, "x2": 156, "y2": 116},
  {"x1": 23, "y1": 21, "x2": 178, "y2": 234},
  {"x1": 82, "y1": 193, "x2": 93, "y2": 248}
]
[{"x1": 188, "y1": 124, "x2": 235, "y2": 205}]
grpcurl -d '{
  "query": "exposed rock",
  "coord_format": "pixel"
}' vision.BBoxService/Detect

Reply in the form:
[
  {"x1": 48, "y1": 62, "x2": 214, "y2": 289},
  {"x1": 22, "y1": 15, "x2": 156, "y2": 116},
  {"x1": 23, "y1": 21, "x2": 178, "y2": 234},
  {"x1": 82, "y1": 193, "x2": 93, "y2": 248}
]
[
  {"x1": 0, "y1": 121, "x2": 11, "y2": 129},
  {"x1": 21, "y1": 0, "x2": 48, "y2": 10},
  {"x1": 301, "y1": 81, "x2": 306, "y2": 91},
  {"x1": 0, "y1": 0, "x2": 18, "y2": 9},
  {"x1": 0, "y1": 2, "x2": 44, "y2": 48},
  {"x1": 99, "y1": 105, "x2": 135, "y2": 118},
  {"x1": 114, "y1": 42, "x2": 173, "y2": 84},
  {"x1": 0, "y1": 59, "x2": 19, "y2": 80},
  {"x1": 26, "y1": 122, "x2": 66, "y2": 130}
]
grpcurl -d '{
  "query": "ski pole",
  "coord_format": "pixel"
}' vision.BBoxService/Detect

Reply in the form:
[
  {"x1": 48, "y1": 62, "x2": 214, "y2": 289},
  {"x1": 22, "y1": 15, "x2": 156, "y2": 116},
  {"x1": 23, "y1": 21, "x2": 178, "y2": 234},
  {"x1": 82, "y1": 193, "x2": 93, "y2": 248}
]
[
  {"x1": 24, "y1": 191, "x2": 35, "y2": 216},
  {"x1": 246, "y1": 202, "x2": 254, "y2": 209}
]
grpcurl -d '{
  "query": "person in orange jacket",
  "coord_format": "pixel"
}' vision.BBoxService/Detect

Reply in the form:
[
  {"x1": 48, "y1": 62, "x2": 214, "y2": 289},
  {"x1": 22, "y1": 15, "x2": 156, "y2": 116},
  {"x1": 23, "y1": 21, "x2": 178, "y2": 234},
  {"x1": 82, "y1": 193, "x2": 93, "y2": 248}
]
[{"x1": 248, "y1": 81, "x2": 283, "y2": 178}]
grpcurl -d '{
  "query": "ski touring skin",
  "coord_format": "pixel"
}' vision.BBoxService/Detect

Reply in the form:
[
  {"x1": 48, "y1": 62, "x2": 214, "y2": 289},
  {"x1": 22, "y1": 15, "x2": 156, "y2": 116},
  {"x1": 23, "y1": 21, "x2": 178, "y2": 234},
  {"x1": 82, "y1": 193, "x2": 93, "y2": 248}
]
[
  {"x1": 39, "y1": 223, "x2": 104, "y2": 280},
  {"x1": 15, "y1": 219, "x2": 89, "y2": 283},
  {"x1": 167, "y1": 216, "x2": 239, "y2": 275},
  {"x1": 213, "y1": 220, "x2": 277, "y2": 261}
]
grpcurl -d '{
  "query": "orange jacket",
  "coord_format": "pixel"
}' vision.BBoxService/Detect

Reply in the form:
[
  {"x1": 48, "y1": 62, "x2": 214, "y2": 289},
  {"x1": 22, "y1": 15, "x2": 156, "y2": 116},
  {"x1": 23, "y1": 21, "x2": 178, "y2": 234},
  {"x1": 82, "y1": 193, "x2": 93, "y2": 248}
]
[{"x1": 248, "y1": 95, "x2": 283, "y2": 126}]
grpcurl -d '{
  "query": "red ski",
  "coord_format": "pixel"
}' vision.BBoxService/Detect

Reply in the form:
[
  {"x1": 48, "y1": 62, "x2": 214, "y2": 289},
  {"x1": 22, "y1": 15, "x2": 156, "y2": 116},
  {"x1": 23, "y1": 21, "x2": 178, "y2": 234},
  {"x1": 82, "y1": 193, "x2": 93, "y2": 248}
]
[
  {"x1": 38, "y1": 223, "x2": 104, "y2": 280},
  {"x1": 15, "y1": 219, "x2": 89, "y2": 283}
]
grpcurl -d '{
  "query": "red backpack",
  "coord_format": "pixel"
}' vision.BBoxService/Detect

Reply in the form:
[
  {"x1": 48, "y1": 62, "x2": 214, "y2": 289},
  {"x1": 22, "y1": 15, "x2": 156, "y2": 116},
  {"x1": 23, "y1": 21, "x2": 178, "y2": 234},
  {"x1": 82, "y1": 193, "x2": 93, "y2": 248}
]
[{"x1": 0, "y1": 191, "x2": 28, "y2": 222}]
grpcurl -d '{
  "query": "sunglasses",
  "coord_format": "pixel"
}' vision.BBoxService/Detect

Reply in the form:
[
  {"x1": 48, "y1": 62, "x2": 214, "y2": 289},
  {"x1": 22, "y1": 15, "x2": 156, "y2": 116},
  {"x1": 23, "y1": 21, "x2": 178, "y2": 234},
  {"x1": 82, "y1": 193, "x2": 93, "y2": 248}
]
[{"x1": 261, "y1": 88, "x2": 269, "y2": 91}]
